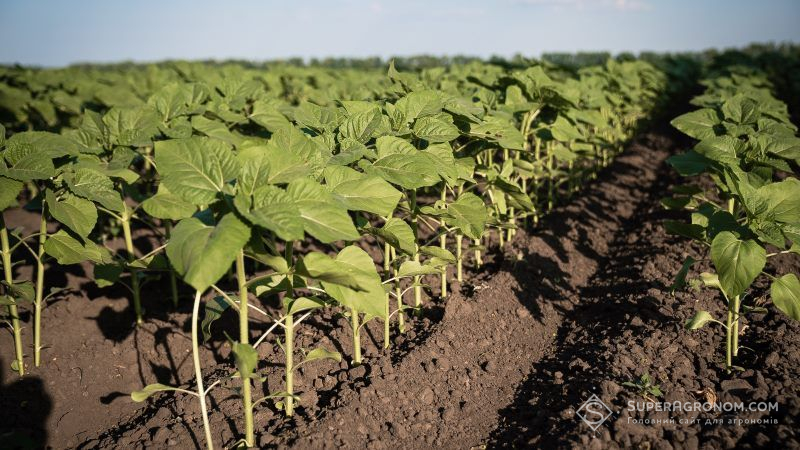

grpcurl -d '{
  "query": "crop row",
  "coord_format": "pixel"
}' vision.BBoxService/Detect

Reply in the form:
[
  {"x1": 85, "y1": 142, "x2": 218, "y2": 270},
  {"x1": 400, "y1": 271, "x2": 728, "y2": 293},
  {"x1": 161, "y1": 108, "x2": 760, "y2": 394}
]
[
  {"x1": 1, "y1": 59, "x2": 669, "y2": 447},
  {"x1": 666, "y1": 65, "x2": 800, "y2": 370}
]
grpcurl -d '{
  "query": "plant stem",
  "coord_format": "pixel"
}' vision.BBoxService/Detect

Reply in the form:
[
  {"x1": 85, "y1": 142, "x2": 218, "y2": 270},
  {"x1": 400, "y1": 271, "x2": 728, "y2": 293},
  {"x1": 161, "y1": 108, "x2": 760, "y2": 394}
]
[
  {"x1": 1, "y1": 214, "x2": 24, "y2": 376},
  {"x1": 235, "y1": 250, "x2": 254, "y2": 447},
  {"x1": 121, "y1": 210, "x2": 143, "y2": 325},
  {"x1": 474, "y1": 238, "x2": 482, "y2": 268},
  {"x1": 383, "y1": 293, "x2": 390, "y2": 349},
  {"x1": 456, "y1": 233, "x2": 463, "y2": 282},
  {"x1": 732, "y1": 295, "x2": 740, "y2": 357},
  {"x1": 351, "y1": 307, "x2": 361, "y2": 365},
  {"x1": 391, "y1": 246, "x2": 405, "y2": 334},
  {"x1": 409, "y1": 190, "x2": 421, "y2": 310},
  {"x1": 284, "y1": 312, "x2": 295, "y2": 416},
  {"x1": 34, "y1": 206, "x2": 47, "y2": 367},
  {"x1": 191, "y1": 290, "x2": 214, "y2": 450},
  {"x1": 165, "y1": 220, "x2": 179, "y2": 309},
  {"x1": 725, "y1": 302, "x2": 733, "y2": 370},
  {"x1": 284, "y1": 241, "x2": 295, "y2": 416},
  {"x1": 440, "y1": 187, "x2": 447, "y2": 299}
]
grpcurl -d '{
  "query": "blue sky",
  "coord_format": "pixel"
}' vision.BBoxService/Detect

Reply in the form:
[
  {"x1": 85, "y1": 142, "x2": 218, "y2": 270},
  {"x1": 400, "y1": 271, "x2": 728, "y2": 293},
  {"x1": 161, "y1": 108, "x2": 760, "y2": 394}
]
[{"x1": 1, "y1": 0, "x2": 798, "y2": 67}]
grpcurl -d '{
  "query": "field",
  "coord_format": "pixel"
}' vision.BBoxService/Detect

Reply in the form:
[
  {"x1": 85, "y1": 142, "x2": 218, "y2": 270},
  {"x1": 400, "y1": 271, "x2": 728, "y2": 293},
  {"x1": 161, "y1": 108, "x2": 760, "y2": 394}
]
[{"x1": 1, "y1": 46, "x2": 799, "y2": 449}]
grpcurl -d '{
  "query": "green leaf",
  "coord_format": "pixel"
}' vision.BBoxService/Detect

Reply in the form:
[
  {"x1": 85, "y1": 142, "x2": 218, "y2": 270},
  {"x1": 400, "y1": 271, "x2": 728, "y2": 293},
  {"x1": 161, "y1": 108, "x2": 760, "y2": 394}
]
[
  {"x1": 234, "y1": 185, "x2": 304, "y2": 241},
  {"x1": 296, "y1": 252, "x2": 360, "y2": 290},
  {"x1": 2, "y1": 280, "x2": 33, "y2": 303},
  {"x1": 755, "y1": 178, "x2": 800, "y2": 223},
  {"x1": 550, "y1": 116, "x2": 583, "y2": 142},
  {"x1": 236, "y1": 146, "x2": 272, "y2": 197},
  {"x1": 46, "y1": 190, "x2": 97, "y2": 238},
  {"x1": 192, "y1": 115, "x2": 242, "y2": 146},
  {"x1": 710, "y1": 231, "x2": 766, "y2": 298},
  {"x1": 395, "y1": 90, "x2": 443, "y2": 123},
  {"x1": 44, "y1": 230, "x2": 108, "y2": 265},
  {"x1": 155, "y1": 137, "x2": 239, "y2": 205},
  {"x1": 286, "y1": 296, "x2": 326, "y2": 315},
  {"x1": 670, "y1": 256, "x2": 696, "y2": 293},
  {"x1": 141, "y1": 185, "x2": 197, "y2": 221},
  {"x1": 444, "y1": 193, "x2": 488, "y2": 240},
  {"x1": 131, "y1": 383, "x2": 184, "y2": 402},
  {"x1": 721, "y1": 95, "x2": 759, "y2": 125},
  {"x1": 231, "y1": 341, "x2": 259, "y2": 379},
  {"x1": 166, "y1": 214, "x2": 251, "y2": 292},
  {"x1": 685, "y1": 310, "x2": 715, "y2": 330},
  {"x1": 671, "y1": 108, "x2": 720, "y2": 140},
  {"x1": 412, "y1": 116, "x2": 459, "y2": 143},
  {"x1": 366, "y1": 218, "x2": 416, "y2": 255},
  {"x1": 418, "y1": 245, "x2": 456, "y2": 263},
  {"x1": 365, "y1": 153, "x2": 441, "y2": 189},
  {"x1": 94, "y1": 263, "x2": 123, "y2": 288},
  {"x1": 771, "y1": 274, "x2": 800, "y2": 321},
  {"x1": 340, "y1": 107, "x2": 383, "y2": 144},
  {"x1": 64, "y1": 168, "x2": 124, "y2": 212},
  {"x1": 321, "y1": 246, "x2": 386, "y2": 318},
  {"x1": 103, "y1": 106, "x2": 161, "y2": 147},
  {"x1": 287, "y1": 178, "x2": 358, "y2": 243},
  {"x1": 694, "y1": 136, "x2": 740, "y2": 164},
  {"x1": 300, "y1": 347, "x2": 342, "y2": 366},
  {"x1": 0, "y1": 176, "x2": 22, "y2": 211},
  {"x1": 375, "y1": 136, "x2": 416, "y2": 159},
  {"x1": 331, "y1": 175, "x2": 401, "y2": 217},
  {"x1": 202, "y1": 296, "x2": 231, "y2": 342},
  {"x1": 397, "y1": 260, "x2": 443, "y2": 278},
  {"x1": 667, "y1": 151, "x2": 710, "y2": 176}
]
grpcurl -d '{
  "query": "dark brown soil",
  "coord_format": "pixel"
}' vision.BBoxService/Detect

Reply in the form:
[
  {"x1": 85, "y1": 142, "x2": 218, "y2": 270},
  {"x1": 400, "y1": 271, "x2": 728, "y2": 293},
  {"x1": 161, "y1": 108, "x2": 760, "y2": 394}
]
[{"x1": 1, "y1": 122, "x2": 799, "y2": 449}]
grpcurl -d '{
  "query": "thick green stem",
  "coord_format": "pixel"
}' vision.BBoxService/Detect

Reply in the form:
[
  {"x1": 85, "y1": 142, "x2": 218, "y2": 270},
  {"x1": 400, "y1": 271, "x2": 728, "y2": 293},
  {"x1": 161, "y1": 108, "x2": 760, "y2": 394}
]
[
  {"x1": 165, "y1": 220, "x2": 179, "y2": 309},
  {"x1": 1, "y1": 215, "x2": 24, "y2": 376},
  {"x1": 284, "y1": 312, "x2": 295, "y2": 416},
  {"x1": 34, "y1": 207, "x2": 47, "y2": 367},
  {"x1": 391, "y1": 247, "x2": 405, "y2": 334},
  {"x1": 409, "y1": 190, "x2": 421, "y2": 310},
  {"x1": 351, "y1": 307, "x2": 361, "y2": 365},
  {"x1": 121, "y1": 212, "x2": 143, "y2": 325},
  {"x1": 383, "y1": 242, "x2": 391, "y2": 349},
  {"x1": 191, "y1": 291, "x2": 214, "y2": 450},
  {"x1": 732, "y1": 295, "x2": 740, "y2": 357},
  {"x1": 235, "y1": 251, "x2": 254, "y2": 446},
  {"x1": 474, "y1": 238, "x2": 482, "y2": 268},
  {"x1": 725, "y1": 304, "x2": 733, "y2": 370},
  {"x1": 439, "y1": 187, "x2": 447, "y2": 299},
  {"x1": 456, "y1": 233, "x2": 463, "y2": 282},
  {"x1": 383, "y1": 293, "x2": 390, "y2": 349}
]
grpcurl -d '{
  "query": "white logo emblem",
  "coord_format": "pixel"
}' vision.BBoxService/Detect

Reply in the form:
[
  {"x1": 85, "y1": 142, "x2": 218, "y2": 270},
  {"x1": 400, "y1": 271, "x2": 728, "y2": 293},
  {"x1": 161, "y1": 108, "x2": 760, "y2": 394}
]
[{"x1": 576, "y1": 394, "x2": 613, "y2": 432}]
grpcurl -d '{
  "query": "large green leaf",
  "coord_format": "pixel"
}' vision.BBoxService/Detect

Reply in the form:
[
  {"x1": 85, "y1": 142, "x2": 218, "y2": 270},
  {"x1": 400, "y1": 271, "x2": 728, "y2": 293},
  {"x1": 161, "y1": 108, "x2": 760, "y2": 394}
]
[
  {"x1": 141, "y1": 185, "x2": 197, "y2": 221},
  {"x1": 367, "y1": 217, "x2": 416, "y2": 255},
  {"x1": 320, "y1": 246, "x2": 386, "y2": 318},
  {"x1": 234, "y1": 185, "x2": 304, "y2": 241},
  {"x1": 340, "y1": 107, "x2": 383, "y2": 144},
  {"x1": 331, "y1": 175, "x2": 401, "y2": 217},
  {"x1": 671, "y1": 108, "x2": 720, "y2": 140},
  {"x1": 46, "y1": 190, "x2": 97, "y2": 238},
  {"x1": 710, "y1": 231, "x2": 766, "y2": 298},
  {"x1": 721, "y1": 95, "x2": 759, "y2": 125},
  {"x1": 444, "y1": 193, "x2": 488, "y2": 240},
  {"x1": 287, "y1": 178, "x2": 358, "y2": 243},
  {"x1": 44, "y1": 230, "x2": 109, "y2": 265},
  {"x1": 296, "y1": 252, "x2": 361, "y2": 290},
  {"x1": 755, "y1": 178, "x2": 800, "y2": 223},
  {"x1": 191, "y1": 115, "x2": 242, "y2": 146},
  {"x1": 103, "y1": 106, "x2": 161, "y2": 147},
  {"x1": 365, "y1": 153, "x2": 440, "y2": 189},
  {"x1": 166, "y1": 214, "x2": 251, "y2": 292},
  {"x1": 667, "y1": 151, "x2": 710, "y2": 176},
  {"x1": 64, "y1": 168, "x2": 124, "y2": 212},
  {"x1": 771, "y1": 273, "x2": 800, "y2": 321},
  {"x1": 412, "y1": 116, "x2": 459, "y2": 143},
  {"x1": 155, "y1": 137, "x2": 239, "y2": 205}
]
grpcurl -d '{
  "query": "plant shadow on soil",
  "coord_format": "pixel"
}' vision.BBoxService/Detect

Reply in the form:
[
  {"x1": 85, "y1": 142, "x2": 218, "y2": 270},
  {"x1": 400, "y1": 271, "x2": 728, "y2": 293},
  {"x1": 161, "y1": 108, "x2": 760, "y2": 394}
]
[{"x1": 0, "y1": 360, "x2": 53, "y2": 450}]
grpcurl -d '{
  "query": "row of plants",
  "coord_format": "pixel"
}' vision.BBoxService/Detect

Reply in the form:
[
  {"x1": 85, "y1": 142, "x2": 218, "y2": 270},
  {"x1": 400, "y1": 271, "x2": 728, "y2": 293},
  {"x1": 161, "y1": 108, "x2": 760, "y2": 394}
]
[
  {"x1": 666, "y1": 65, "x2": 800, "y2": 371},
  {"x1": 1, "y1": 58, "x2": 670, "y2": 448}
]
